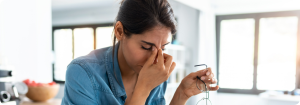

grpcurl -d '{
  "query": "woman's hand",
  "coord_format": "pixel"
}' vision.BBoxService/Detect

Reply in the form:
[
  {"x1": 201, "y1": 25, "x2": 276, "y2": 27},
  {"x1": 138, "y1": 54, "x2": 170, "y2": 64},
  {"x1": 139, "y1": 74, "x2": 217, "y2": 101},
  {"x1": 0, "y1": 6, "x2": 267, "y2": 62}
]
[
  {"x1": 180, "y1": 68, "x2": 219, "y2": 97},
  {"x1": 125, "y1": 47, "x2": 176, "y2": 105},
  {"x1": 137, "y1": 47, "x2": 176, "y2": 91},
  {"x1": 170, "y1": 68, "x2": 219, "y2": 105}
]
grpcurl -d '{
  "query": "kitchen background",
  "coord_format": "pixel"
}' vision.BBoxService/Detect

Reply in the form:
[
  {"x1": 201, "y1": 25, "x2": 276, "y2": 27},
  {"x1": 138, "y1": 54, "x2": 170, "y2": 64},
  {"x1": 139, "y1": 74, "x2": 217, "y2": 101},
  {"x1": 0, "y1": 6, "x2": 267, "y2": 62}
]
[{"x1": 0, "y1": 0, "x2": 299, "y2": 105}]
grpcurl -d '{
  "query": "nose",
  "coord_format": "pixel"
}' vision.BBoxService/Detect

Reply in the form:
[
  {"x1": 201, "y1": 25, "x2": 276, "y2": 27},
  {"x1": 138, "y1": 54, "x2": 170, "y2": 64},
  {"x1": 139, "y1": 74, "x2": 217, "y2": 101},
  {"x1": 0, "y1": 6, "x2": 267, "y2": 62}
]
[{"x1": 153, "y1": 45, "x2": 161, "y2": 50}]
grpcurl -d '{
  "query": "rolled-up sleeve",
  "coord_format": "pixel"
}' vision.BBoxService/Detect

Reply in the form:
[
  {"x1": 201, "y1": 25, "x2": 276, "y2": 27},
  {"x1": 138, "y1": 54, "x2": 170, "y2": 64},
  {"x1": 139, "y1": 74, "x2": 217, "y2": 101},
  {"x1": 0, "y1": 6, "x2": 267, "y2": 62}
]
[{"x1": 61, "y1": 63, "x2": 98, "y2": 105}]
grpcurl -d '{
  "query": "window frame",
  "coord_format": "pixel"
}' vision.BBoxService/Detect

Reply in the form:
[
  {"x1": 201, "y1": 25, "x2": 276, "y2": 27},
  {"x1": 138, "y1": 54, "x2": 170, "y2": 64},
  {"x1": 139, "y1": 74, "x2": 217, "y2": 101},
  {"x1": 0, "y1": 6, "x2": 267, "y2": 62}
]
[
  {"x1": 52, "y1": 23, "x2": 114, "y2": 83},
  {"x1": 216, "y1": 10, "x2": 300, "y2": 94}
]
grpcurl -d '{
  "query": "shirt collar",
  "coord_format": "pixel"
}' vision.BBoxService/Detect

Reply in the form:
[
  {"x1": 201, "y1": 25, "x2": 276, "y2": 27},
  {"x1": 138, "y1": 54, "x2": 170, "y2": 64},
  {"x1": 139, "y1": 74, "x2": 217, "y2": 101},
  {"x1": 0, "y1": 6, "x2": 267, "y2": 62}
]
[{"x1": 105, "y1": 42, "x2": 127, "y2": 98}]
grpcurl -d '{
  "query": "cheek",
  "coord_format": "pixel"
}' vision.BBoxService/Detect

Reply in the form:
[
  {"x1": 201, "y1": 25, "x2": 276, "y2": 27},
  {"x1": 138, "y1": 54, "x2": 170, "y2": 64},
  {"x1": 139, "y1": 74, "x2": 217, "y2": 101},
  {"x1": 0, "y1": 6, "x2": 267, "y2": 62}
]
[
  {"x1": 128, "y1": 49, "x2": 149, "y2": 66},
  {"x1": 139, "y1": 51, "x2": 152, "y2": 65},
  {"x1": 123, "y1": 43, "x2": 148, "y2": 67}
]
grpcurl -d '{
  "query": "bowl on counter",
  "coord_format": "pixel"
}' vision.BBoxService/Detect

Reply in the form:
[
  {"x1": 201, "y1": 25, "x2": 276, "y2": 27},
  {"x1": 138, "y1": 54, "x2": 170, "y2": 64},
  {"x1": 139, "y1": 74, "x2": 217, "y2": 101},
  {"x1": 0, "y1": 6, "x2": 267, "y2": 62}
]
[{"x1": 25, "y1": 84, "x2": 59, "y2": 102}]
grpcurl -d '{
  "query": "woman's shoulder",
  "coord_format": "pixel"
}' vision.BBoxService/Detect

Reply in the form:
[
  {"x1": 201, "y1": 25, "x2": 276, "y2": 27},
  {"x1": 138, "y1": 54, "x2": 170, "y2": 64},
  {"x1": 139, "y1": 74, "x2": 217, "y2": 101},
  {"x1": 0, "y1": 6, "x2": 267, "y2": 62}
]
[
  {"x1": 69, "y1": 46, "x2": 112, "y2": 65},
  {"x1": 62, "y1": 46, "x2": 115, "y2": 104},
  {"x1": 65, "y1": 46, "x2": 113, "y2": 84},
  {"x1": 67, "y1": 46, "x2": 114, "y2": 74},
  {"x1": 65, "y1": 47, "x2": 114, "y2": 95},
  {"x1": 66, "y1": 46, "x2": 113, "y2": 81}
]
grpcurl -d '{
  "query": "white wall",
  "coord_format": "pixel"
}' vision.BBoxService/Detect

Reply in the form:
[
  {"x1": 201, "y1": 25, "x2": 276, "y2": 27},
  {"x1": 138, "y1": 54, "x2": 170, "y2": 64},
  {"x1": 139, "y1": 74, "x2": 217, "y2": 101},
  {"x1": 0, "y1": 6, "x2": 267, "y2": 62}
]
[{"x1": 0, "y1": 0, "x2": 53, "y2": 83}]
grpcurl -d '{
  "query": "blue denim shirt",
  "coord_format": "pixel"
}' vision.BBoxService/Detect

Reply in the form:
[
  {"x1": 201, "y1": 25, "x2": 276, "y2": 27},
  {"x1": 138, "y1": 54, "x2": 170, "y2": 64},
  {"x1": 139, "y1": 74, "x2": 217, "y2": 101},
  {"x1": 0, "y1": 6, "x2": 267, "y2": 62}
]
[{"x1": 61, "y1": 43, "x2": 167, "y2": 105}]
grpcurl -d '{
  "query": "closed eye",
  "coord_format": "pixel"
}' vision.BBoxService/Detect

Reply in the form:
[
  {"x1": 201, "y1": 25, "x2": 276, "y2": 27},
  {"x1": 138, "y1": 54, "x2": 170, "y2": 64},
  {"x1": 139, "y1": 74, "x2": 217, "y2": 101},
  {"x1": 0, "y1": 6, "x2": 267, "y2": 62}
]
[
  {"x1": 141, "y1": 46, "x2": 152, "y2": 50},
  {"x1": 140, "y1": 40, "x2": 169, "y2": 51},
  {"x1": 141, "y1": 46, "x2": 165, "y2": 51}
]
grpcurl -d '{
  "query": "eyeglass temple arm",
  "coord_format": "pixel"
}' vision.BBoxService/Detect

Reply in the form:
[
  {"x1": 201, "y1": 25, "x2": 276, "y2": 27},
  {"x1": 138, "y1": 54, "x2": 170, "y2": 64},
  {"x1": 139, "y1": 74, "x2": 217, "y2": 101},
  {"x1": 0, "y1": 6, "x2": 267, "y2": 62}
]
[{"x1": 194, "y1": 64, "x2": 207, "y2": 69}]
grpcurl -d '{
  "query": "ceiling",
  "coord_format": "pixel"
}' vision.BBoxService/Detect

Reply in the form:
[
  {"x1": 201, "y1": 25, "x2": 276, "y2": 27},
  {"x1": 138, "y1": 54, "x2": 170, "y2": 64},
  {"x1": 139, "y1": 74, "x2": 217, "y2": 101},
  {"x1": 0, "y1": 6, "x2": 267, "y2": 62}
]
[{"x1": 52, "y1": 0, "x2": 300, "y2": 14}]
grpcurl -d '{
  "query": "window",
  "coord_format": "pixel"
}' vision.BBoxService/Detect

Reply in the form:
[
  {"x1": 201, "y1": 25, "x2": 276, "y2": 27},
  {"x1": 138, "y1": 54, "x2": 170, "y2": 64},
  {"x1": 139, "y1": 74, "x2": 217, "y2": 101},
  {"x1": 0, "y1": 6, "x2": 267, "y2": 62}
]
[
  {"x1": 53, "y1": 29, "x2": 72, "y2": 81},
  {"x1": 257, "y1": 17, "x2": 298, "y2": 90},
  {"x1": 219, "y1": 19, "x2": 255, "y2": 89},
  {"x1": 216, "y1": 11, "x2": 300, "y2": 94},
  {"x1": 96, "y1": 27, "x2": 114, "y2": 49},
  {"x1": 52, "y1": 24, "x2": 114, "y2": 83},
  {"x1": 73, "y1": 28, "x2": 94, "y2": 59}
]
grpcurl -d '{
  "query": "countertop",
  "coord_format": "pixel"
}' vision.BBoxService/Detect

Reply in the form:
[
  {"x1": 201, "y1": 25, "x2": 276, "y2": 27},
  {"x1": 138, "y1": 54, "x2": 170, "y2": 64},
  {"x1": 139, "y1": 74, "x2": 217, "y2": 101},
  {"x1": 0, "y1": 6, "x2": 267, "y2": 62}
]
[{"x1": 20, "y1": 99, "x2": 62, "y2": 105}]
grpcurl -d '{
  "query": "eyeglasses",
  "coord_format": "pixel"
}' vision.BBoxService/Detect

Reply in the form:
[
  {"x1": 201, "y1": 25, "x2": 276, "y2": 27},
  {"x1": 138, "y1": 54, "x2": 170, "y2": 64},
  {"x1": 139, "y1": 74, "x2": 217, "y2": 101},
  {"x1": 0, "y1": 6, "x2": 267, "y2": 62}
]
[{"x1": 195, "y1": 64, "x2": 212, "y2": 105}]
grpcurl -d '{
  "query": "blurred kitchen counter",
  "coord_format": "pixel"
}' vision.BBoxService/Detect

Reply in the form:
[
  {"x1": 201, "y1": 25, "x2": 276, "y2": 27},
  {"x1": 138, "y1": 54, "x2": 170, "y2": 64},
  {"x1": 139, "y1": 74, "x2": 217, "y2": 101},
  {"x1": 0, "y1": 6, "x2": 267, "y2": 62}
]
[{"x1": 20, "y1": 99, "x2": 62, "y2": 105}]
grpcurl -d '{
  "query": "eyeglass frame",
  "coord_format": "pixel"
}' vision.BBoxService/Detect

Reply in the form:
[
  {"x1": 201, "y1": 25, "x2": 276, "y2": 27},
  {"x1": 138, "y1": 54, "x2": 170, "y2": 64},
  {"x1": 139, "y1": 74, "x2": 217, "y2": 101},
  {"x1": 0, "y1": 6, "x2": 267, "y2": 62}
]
[{"x1": 194, "y1": 64, "x2": 212, "y2": 105}]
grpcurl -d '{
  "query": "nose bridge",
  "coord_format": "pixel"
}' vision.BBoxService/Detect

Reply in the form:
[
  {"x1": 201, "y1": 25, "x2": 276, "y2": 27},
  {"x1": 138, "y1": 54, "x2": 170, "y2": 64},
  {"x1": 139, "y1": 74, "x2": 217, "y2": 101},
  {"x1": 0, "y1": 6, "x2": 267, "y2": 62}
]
[
  {"x1": 154, "y1": 43, "x2": 161, "y2": 49},
  {"x1": 156, "y1": 40, "x2": 163, "y2": 49},
  {"x1": 155, "y1": 46, "x2": 161, "y2": 49}
]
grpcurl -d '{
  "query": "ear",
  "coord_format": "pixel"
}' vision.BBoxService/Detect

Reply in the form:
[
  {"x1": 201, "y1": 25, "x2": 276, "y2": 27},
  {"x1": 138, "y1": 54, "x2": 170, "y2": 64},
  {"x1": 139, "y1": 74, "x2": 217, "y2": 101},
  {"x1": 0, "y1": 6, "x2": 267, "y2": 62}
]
[{"x1": 114, "y1": 21, "x2": 125, "y2": 41}]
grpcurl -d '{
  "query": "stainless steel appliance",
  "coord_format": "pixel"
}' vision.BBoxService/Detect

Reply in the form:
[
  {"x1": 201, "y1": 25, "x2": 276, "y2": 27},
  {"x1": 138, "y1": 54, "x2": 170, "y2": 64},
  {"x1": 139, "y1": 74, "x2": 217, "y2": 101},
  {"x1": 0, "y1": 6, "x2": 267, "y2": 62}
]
[{"x1": 0, "y1": 70, "x2": 20, "y2": 105}]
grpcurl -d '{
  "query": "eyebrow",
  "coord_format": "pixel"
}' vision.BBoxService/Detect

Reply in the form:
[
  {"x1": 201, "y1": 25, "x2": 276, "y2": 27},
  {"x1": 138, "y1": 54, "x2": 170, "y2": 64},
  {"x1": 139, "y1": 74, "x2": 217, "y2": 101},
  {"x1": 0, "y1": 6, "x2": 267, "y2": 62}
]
[{"x1": 141, "y1": 40, "x2": 170, "y2": 47}]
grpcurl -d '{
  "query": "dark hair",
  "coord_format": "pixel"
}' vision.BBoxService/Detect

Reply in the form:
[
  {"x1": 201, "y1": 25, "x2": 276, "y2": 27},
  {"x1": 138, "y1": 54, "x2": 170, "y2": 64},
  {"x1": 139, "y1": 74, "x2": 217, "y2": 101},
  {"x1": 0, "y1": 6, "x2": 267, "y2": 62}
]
[{"x1": 112, "y1": 0, "x2": 177, "y2": 82}]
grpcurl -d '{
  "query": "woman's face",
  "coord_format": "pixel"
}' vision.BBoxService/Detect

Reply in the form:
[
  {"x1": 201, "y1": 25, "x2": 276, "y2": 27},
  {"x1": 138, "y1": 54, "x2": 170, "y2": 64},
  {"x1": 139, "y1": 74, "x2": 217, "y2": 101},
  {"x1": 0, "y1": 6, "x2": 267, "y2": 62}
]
[{"x1": 120, "y1": 25, "x2": 171, "y2": 73}]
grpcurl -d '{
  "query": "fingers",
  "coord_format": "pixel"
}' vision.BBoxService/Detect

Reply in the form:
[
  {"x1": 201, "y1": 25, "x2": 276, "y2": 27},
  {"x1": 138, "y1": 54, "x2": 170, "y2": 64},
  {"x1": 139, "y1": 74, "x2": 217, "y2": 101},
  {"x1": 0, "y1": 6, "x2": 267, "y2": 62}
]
[
  {"x1": 202, "y1": 78, "x2": 217, "y2": 84},
  {"x1": 200, "y1": 72, "x2": 214, "y2": 81},
  {"x1": 188, "y1": 67, "x2": 211, "y2": 79},
  {"x1": 189, "y1": 67, "x2": 217, "y2": 86},
  {"x1": 157, "y1": 48, "x2": 164, "y2": 66},
  {"x1": 163, "y1": 53, "x2": 173, "y2": 69},
  {"x1": 208, "y1": 85, "x2": 219, "y2": 91},
  {"x1": 198, "y1": 67, "x2": 215, "y2": 82},
  {"x1": 168, "y1": 62, "x2": 176, "y2": 74},
  {"x1": 144, "y1": 47, "x2": 157, "y2": 66},
  {"x1": 198, "y1": 78, "x2": 218, "y2": 91}
]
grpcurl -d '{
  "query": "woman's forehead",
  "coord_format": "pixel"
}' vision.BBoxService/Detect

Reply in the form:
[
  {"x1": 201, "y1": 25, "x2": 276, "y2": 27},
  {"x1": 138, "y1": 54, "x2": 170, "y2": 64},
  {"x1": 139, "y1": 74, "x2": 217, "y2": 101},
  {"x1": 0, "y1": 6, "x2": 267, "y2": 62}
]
[
  {"x1": 132, "y1": 27, "x2": 171, "y2": 46},
  {"x1": 138, "y1": 26, "x2": 171, "y2": 40}
]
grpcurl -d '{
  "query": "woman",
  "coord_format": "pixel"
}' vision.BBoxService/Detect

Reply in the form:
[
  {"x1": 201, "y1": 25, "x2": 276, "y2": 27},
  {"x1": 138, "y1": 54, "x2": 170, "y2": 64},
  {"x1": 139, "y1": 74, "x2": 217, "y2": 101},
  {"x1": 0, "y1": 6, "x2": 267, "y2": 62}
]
[{"x1": 61, "y1": 0, "x2": 219, "y2": 105}]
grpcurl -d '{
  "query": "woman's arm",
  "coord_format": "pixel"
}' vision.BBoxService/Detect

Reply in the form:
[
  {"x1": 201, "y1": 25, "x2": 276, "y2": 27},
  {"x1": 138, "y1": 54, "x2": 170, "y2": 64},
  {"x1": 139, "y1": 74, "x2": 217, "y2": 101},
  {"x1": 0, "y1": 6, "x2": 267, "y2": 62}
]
[
  {"x1": 124, "y1": 81, "x2": 152, "y2": 105},
  {"x1": 169, "y1": 85, "x2": 189, "y2": 105}
]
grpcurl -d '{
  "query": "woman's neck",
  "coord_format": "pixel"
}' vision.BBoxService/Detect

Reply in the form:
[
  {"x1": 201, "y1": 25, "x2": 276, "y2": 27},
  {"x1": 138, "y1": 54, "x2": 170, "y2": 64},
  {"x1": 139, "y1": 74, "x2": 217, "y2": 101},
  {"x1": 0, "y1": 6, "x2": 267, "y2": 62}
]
[{"x1": 117, "y1": 44, "x2": 138, "y2": 79}]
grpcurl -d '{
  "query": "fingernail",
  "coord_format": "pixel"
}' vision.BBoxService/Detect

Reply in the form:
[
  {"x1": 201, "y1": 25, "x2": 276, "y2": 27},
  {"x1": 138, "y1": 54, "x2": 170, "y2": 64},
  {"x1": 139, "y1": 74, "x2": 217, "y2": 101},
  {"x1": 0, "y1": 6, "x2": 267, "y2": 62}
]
[
  {"x1": 206, "y1": 72, "x2": 210, "y2": 76},
  {"x1": 201, "y1": 77, "x2": 205, "y2": 80},
  {"x1": 152, "y1": 47, "x2": 155, "y2": 51}
]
